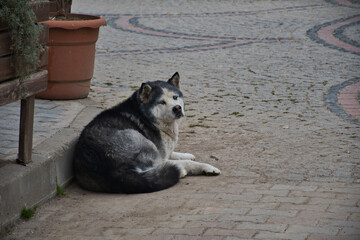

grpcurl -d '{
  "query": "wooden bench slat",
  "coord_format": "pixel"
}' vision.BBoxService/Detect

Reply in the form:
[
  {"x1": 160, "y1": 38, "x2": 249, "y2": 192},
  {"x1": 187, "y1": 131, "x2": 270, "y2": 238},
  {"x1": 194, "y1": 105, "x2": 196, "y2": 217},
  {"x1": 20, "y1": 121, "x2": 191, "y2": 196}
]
[
  {"x1": 0, "y1": 46, "x2": 49, "y2": 83},
  {"x1": 0, "y1": 70, "x2": 48, "y2": 106}
]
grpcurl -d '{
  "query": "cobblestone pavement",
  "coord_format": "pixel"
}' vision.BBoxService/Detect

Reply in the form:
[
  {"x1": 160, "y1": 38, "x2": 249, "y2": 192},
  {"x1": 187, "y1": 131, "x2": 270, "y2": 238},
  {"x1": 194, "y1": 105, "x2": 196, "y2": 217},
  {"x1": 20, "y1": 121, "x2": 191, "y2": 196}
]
[{"x1": 3, "y1": 0, "x2": 360, "y2": 239}]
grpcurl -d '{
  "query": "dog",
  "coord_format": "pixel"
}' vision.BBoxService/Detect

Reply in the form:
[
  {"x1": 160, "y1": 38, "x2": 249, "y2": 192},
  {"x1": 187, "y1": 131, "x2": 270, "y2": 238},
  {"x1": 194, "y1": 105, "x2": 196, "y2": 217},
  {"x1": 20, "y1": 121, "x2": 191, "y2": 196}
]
[{"x1": 73, "y1": 72, "x2": 220, "y2": 193}]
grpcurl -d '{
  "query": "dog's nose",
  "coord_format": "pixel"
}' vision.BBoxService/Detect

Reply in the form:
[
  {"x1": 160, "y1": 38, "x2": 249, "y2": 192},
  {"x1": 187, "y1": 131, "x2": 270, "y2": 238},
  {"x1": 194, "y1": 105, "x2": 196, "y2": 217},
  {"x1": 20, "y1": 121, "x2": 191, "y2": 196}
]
[{"x1": 173, "y1": 105, "x2": 182, "y2": 114}]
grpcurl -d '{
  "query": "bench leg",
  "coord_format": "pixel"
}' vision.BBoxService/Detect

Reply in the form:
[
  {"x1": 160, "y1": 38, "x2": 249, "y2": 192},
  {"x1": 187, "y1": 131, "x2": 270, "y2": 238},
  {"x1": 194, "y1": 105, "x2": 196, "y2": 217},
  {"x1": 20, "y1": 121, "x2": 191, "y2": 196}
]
[{"x1": 17, "y1": 96, "x2": 35, "y2": 165}]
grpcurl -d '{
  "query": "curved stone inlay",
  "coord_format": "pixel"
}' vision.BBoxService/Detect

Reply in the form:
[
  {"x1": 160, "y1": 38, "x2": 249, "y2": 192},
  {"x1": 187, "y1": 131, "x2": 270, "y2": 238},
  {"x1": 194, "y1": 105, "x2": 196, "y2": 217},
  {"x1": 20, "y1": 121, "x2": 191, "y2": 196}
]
[
  {"x1": 324, "y1": 78, "x2": 360, "y2": 125},
  {"x1": 96, "y1": 5, "x2": 326, "y2": 56},
  {"x1": 325, "y1": 0, "x2": 360, "y2": 8},
  {"x1": 307, "y1": 15, "x2": 360, "y2": 55}
]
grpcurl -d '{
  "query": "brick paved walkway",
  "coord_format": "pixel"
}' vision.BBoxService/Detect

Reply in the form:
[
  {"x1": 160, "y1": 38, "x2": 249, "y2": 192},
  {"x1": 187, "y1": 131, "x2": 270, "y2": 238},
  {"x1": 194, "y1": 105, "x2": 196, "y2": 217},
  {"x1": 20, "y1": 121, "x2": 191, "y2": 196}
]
[{"x1": 2, "y1": 0, "x2": 360, "y2": 239}]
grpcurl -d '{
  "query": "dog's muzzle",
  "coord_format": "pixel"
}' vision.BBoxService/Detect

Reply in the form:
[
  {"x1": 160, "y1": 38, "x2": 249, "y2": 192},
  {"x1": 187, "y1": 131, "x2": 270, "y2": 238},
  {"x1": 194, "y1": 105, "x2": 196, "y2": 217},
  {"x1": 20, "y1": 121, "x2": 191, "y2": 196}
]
[{"x1": 173, "y1": 105, "x2": 184, "y2": 118}]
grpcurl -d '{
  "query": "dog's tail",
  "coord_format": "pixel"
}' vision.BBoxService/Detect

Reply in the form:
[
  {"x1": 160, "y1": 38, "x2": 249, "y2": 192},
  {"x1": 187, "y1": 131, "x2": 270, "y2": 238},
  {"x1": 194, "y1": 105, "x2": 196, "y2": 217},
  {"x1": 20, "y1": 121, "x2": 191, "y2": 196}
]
[{"x1": 115, "y1": 162, "x2": 181, "y2": 194}]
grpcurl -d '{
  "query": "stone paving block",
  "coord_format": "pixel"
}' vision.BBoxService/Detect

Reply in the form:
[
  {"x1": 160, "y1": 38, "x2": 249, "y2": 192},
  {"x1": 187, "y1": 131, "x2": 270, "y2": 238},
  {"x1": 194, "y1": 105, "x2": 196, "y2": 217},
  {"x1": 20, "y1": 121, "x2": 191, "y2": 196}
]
[
  {"x1": 327, "y1": 205, "x2": 360, "y2": 213},
  {"x1": 35, "y1": 112, "x2": 65, "y2": 119},
  {"x1": 0, "y1": 140, "x2": 11, "y2": 148},
  {"x1": 184, "y1": 220, "x2": 236, "y2": 229},
  {"x1": 318, "y1": 219, "x2": 360, "y2": 229},
  {"x1": 0, "y1": 134, "x2": 18, "y2": 142},
  {"x1": 103, "y1": 227, "x2": 155, "y2": 236},
  {"x1": 0, "y1": 129, "x2": 19, "y2": 136},
  {"x1": 266, "y1": 215, "x2": 319, "y2": 226},
  {"x1": 248, "y1": 209, "x2": 298, "y2": 217},
  {"x1": 270, "y1": 184, "x2": 318, "y2": 192},
  {"x1": 171, "y1": 214, "x2": 219, "y2": 222},
  {"x1": 317, "y1": 186, "x2": 360, "y2": 194},
  {"x1": 261, "y1": 196, "x2": 308, "y2": 204},
  {"x1": 308, "y1": 197, "x2": 358, "y2": 206},
  {"x1": 235, "y1": 222, "x2": 287, "y2": 233},
  {"x1": 233, "y1": 202, "x2": 280, "y2": 210},
  {"x1": 310, "y1": 176, "x2": 344, "y2": 182},
  {"x1": 1, "y1": 115, "x2": 20, "y2": 121},
  {"x1": 285, "y1": 224, "x2": 340, "y2": 235},
  {"x1": 155, "y1": 221, "x2": 187, "y2": 229},
  {"x1": 217, "y1": 215, "x2": 268, "y2": 224},
  {"x1": 288, "y1": 190, "x2": 337, "y2": 199},
  {"x1": 230, "y1": 170, "x2": 260, "y2": 178},
  {"x1": 243, "y1": 188, "x2": 289, "y2": 197},
  {"x1": 216, "y1": 193, "x2": 262, "y2": 202},
  {"x1": 277, "y1": 202, "x2": 329, "y2": 212},
  {"x1": 297, "y1": 210, "x2": 349, "y2": 220},
  {"x1": 254, "y1": 231, "x2": 308, "y2": 240},
  {"x1": 152, "y1": 227, "x2": 204, "y2": 236},
  {"x1": 348, "y1": 213, "x2": 360, "y2": 221},
  {"x1": 0, "y1": 146, "x2": 17, "y2": 155},
  {"x1": 203, "y1": 228, "x2": 257, "y2": 238},
  {"x1": 182, "y1": 193, "x2": 218, "y2": 200},
  {"x1": 333, "y1": 170, "x2": 353, "y2": 177},
  {"x1": 197, "y1": 207, "x2": 250, "y2": 215},
  {"x1": 339, "y1": 227, "x2": 360, "y2": 236},
  {"x1": 182, "y1": 199, "x2": 235, "y2": 208}
]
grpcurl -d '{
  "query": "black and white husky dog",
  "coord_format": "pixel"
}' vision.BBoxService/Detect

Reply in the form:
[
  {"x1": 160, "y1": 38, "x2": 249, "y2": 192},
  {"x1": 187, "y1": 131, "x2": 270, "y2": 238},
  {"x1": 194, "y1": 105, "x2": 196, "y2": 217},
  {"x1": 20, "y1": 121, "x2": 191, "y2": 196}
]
[{"x1": 73, "y1": 73, "x2": 220, "y2": 193}]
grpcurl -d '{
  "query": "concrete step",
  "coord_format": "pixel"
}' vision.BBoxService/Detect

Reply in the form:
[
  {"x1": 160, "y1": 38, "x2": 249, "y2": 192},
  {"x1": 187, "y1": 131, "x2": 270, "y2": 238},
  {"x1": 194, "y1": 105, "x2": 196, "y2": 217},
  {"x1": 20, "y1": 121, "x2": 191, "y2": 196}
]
[{"x1": 0, "y1": 98, "x2": 102, "y2": 229}]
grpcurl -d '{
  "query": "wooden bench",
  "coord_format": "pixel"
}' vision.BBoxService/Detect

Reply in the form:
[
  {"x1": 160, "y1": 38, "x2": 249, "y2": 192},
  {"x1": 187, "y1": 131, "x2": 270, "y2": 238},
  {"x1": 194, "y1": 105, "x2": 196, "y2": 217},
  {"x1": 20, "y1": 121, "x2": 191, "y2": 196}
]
[{"x1": 0, "y1": 2, "x2": 50, "y2": 165}]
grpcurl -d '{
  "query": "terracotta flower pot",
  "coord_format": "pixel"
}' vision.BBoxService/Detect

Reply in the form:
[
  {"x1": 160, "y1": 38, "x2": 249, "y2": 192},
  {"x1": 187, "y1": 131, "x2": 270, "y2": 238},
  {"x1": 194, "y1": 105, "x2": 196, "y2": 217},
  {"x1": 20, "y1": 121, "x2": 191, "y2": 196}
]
[{"x1": 36, "y1": 13, "x2": 106, "y2": 100}]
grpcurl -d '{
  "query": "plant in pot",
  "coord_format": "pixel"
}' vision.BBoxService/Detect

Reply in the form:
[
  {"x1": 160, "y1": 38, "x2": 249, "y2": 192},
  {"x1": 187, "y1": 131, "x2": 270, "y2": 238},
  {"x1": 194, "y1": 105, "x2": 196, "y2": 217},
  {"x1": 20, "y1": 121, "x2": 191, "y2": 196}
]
[
  {"x1": 0, "y1": 0, "x2": 45, "y2": 86},
  {"x1": 36, "y1": 0, "x2": 106, "y2": 100}
]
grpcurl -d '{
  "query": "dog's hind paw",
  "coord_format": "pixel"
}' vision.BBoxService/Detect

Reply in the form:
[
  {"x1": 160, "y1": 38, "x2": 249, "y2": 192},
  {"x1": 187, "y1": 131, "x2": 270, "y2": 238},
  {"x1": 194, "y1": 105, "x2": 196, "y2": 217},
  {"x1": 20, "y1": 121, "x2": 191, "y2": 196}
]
[{"x1": 179, "y1": 168, "x2": 188, "y2": 178}]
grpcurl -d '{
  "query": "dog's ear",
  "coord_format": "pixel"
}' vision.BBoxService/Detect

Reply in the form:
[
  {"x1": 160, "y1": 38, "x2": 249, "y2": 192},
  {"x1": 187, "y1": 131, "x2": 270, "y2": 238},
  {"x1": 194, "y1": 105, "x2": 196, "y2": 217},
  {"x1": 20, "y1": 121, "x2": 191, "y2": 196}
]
[
  {"x1": 139, "y1": 83, "x2": 152, "y2": 102},
  {"x1": 168, "y1": 72, "x2": 180, "y2": 89}
]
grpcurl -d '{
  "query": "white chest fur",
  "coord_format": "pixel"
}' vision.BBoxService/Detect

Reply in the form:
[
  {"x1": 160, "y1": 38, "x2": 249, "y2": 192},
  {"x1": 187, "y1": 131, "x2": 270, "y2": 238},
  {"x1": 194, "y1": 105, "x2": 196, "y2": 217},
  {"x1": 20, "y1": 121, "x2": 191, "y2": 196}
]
[{"x1": 157, "y1": 120, "x2": 180, "y2": 160}]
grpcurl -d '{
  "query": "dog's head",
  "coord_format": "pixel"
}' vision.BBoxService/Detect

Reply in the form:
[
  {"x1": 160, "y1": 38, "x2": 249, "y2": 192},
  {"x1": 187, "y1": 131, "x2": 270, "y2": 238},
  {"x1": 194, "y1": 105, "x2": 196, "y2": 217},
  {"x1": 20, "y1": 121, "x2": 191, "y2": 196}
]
[{"x1": 137, "y1": 72, "x2": 185, "y2": 124}]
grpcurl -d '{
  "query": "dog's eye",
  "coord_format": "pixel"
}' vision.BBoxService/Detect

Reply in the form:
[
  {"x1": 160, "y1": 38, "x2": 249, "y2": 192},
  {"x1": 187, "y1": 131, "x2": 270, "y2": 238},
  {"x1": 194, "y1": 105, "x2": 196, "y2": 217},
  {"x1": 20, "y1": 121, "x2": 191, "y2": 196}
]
[
  {"x1": 159, "y1": 100, "x2": 166, "y2": 105},
  {"x1": 173, "y1": 96, "x2": 178, "y2": 100}
]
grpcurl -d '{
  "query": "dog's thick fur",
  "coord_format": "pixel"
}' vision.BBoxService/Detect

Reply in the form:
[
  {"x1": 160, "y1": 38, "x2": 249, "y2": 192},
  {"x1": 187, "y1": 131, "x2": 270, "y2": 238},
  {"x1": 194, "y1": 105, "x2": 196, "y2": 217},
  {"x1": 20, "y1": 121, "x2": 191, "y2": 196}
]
[{"x1": 73, "y1": 73, "x2": 220, "y2": 193}]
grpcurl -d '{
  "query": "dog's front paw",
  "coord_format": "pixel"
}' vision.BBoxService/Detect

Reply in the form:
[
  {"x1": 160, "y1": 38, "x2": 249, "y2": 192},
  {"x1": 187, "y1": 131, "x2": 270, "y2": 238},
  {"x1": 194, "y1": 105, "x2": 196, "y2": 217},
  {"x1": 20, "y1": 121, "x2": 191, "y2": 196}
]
[
  {"x1": 171, "y1": 152, "x2": 196, "y2": 160},
  {"x1": 202, "y1": 164, "x2": 221, "y2": 176},
  {"x1": 183, "y1": 153, "x2": 195, "y2": 160}
]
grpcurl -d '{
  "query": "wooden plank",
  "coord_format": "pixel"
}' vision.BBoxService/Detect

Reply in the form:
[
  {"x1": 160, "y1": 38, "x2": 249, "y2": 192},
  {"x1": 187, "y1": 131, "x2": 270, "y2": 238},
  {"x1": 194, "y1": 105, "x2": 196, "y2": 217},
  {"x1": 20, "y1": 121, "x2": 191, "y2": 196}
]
[
  {"x1": 30, "y1": 1, "x2": 51, "y2": 22},
  {"x1": 0, "y1": 46, "x2": 49, "y2": 82},
  {"x1": 0, "y1": 32, "x2": 11, "y2": 57},
  {"x1": 0, "y1": 20, "x2": 6, "y2": 32},
  {"x1": 17, "y1": 96, "x2": 35, "y2": 165},
  {"x1": 0, "y1": 24, "x2": 48, "y2": 58},
  {"x1": 0, "y1": 70, "x2": 48, "y2": 106},
  {"x1": 39, "y1": 23, "x2": 49, "y2": 45},
  {"x1": 0, "y1": 56, "x2": 14, "y2": 82}
]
